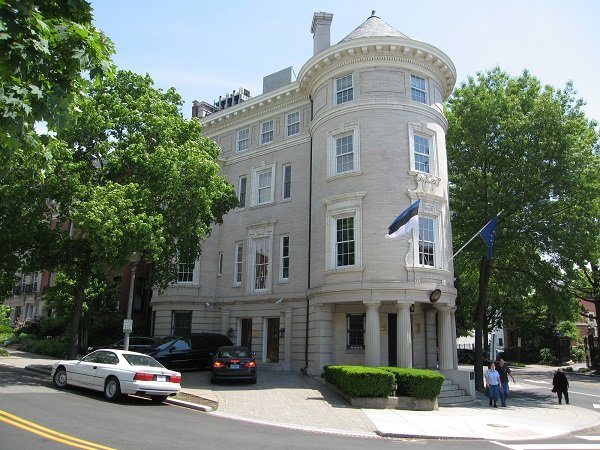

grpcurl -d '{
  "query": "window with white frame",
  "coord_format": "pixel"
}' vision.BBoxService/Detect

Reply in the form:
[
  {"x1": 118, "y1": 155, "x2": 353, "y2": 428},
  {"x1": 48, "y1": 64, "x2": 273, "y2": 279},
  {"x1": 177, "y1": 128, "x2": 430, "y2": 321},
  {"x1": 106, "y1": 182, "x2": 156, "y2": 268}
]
[
  {"x1": 253, "y1": 165, "x2": 275, "y2": 206},
  {"x1": 347, "y1": 313, "x2": 365, "y2": 349},
  {"x1": 336, "y1": 73, "x2": 353, "y2": 104},
  {"x1": 329, "y1": 124, "x2": 360, "y2": 178},
  {"x1": 413, "y1": 134, "x2": 431, "y2": 173},
  {"x1": 237, "y1": 128, "x2": 249, "y2": 152},
  {"x1": 335, "y1": 134, "x2": 354, "y2": 174},
  {"x1": 217, "y1": 252, "x2": 223, "y2": 276},
  {"x1": 418, "y1": 217, "x2": 435, "y2": 267},
  {"x1": 253, "y1": 237, "x2": 270, "y2": 291},
  {"x1": 325, "y1": 192, "x2": 364, "y2": 271},
  {"x1": 411, "y1": 74, "x2": 427, "y2": 104},
  {"x1": 260, "y1": 120, "x2": 273, "y2": 145},
  {"x1": 286, "y1": 111, "x2": 300, "y2": 137},
  {"x1": 280, "y1": 235, "x2": 289, "y2": 281},
  {"x1": 408, "y1": 124, "x2": 436, "y2": 175},
  {"x1": 177, "y1": 260, "x2": 194, "y2": 283},
  {"x1": 238, "y1": 175, "x2": 247, "y2": 208},
  {"x1": 336, "y1": 216, "x2": 355, "y2": 267},
  {"x1": 25, "y1": 303, "x2": 34, "y2": 319},
  {"x1": 234, "y1": 242, "x2": 243, "y2": 286},
  {"x1": 282, "y1": 164, "x2": 291, "y2": 200}
]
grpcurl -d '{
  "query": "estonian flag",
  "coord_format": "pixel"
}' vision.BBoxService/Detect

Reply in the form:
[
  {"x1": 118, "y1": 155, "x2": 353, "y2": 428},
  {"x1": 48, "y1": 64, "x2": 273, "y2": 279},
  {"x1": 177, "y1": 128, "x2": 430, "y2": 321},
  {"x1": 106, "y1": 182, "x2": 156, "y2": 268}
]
[
  {"x1": 479, "y1": 216, "x2": 497, "y2": 259},
  {"x1": 385, "y1": 200, "x2": 420, "y2": 239}
]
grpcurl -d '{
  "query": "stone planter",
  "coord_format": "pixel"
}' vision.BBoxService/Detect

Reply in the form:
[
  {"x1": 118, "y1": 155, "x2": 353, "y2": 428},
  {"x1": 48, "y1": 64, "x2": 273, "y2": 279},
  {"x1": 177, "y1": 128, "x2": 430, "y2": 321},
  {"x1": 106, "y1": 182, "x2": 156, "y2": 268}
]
[{"x1": 324, "y1": 380, "x2": 438, "y2": 410}]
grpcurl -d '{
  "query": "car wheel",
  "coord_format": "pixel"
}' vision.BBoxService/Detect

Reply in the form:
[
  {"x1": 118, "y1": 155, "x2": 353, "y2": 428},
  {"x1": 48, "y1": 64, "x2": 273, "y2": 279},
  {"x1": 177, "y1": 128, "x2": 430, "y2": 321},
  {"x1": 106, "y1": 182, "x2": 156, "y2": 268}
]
[
  {"x1": 104, "y1": 376, "x2": 121, "y2": 401},
  {"x1": 151, "y1": 395, "x2": 168, "y2": 404},
  {"x1": 53, "y1": 367, "x2": 68, "y2": 388},
  {"x1": 210, "y1": 373, "x2": 217, "y2": 384},
  {"x1": 250, "y1": 376, "x2": 257, "y2": 384}
]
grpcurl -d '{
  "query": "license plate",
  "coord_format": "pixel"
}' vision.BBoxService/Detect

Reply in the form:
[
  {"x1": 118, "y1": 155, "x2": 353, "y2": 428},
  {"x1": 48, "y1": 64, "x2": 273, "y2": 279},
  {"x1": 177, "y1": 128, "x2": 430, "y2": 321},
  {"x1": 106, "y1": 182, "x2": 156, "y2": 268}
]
[
  {"x1": 156, "y1": 375, "x2": 166, "y2": 382},
  {"x1": 229, "y1": 364, "x2": 240, "y2": 369}
]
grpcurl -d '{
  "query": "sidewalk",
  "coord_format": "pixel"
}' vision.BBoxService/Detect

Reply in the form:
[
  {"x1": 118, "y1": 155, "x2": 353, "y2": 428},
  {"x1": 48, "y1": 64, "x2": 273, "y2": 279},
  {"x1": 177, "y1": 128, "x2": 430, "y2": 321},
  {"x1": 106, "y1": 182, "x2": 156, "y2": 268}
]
[{"x1": 2, "y1": 348, "x2": 600, "y2": 441}]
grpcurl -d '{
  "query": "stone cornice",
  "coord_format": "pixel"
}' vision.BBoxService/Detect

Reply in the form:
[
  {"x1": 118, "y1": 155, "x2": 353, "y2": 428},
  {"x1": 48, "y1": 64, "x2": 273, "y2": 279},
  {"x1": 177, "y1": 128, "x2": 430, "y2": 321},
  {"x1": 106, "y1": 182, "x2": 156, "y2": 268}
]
[
  {"x1": 201, "y1": 91, "x2": 309, "y2": 134},
  {"x1": 298, "y1": 37, "x2": 456, "y2": 99}
]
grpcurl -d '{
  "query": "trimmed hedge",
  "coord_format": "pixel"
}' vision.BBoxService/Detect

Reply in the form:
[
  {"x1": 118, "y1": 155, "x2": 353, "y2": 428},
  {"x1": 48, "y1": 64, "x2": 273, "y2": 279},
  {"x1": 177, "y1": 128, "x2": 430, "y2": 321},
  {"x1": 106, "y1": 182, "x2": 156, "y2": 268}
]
[
  {"x1": 323, "y1": 365, "x2": 394, "y2": 398},
  {"x1": 323, "y1": 365, "x2": 444, "y2": 399},
  {"x1": 378, "y1": 367, "x2": 444, "y2": 400}
]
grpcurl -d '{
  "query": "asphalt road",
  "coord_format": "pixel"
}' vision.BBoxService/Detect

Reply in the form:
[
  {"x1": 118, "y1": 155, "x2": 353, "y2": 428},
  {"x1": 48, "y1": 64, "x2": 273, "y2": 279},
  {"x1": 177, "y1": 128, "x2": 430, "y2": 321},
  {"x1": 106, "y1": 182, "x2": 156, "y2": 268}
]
[
  {"x1": 509, "y1": 368, "x2": 600, "y2": 411},
  {"x1": 2, "y1": 365, "x2": 600, "y2": 450}
]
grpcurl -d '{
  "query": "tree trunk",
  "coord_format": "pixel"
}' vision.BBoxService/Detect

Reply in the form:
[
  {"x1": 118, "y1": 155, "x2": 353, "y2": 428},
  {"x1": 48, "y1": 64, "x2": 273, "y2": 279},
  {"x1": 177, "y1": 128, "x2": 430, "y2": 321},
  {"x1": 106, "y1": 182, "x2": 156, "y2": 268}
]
[
  {"x1": 68, "y1": 281, "x2": 86, "y2": 359},
  {"x1": 474, "y1": 255, "x2": 492, "y2": 391}
]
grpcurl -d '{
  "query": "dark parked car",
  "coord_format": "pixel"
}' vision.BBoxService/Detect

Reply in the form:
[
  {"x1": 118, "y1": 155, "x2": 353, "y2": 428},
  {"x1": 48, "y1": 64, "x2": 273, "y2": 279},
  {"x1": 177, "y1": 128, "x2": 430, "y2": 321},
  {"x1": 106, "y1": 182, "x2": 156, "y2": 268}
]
[
  {"x1": 88, "y1": 336, "x2": 160, "y2": 354},
  {"x1": 148, "y1": 333, "x2": 232, "y2": 370},
  {"x1": 211, "y1": 346, "x2": 257, "y2": 384}
]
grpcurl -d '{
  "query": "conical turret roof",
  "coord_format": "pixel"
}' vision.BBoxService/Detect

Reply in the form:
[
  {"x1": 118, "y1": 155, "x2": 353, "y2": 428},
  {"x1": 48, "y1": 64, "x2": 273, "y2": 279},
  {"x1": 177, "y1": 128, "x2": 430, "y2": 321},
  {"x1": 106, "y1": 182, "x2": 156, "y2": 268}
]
[{"x1": 340, "y1": 11, "x2": 407, "y2": 42}]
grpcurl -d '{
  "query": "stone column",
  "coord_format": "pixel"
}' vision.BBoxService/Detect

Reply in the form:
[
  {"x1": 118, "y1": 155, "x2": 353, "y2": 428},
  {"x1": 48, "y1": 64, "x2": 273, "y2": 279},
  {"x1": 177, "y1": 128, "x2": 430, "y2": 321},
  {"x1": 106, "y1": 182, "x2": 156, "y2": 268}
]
[
  {"x1": 364, "y1": 301, "x2": 381, "y2": 367},
  {"x1": 450, "y1": 306, "x2": 458, "y2": 369},
  {"x1": 283, "y1": 309, "x2": 292, "y2": 370},
  {"x1": 221, "y1": 310, "x2": 231, "y2": 342},
  {"x1": 436, "y1": 304, "x2": 453, "y2": 370},
  {"x1": 425, "y1": 308, "x2": 438, "y2": 369},
  {"x1": 396, "y1": 302, "x2": 413, "y2": 368}
]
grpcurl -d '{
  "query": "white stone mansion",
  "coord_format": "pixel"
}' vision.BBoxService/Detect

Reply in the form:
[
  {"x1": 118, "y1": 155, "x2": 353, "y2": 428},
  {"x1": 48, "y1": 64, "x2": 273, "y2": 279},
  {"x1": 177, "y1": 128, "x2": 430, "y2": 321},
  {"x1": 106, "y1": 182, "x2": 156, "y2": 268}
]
[{"x1": 151, "y1": 11, "x2": 462, "y2": 383}]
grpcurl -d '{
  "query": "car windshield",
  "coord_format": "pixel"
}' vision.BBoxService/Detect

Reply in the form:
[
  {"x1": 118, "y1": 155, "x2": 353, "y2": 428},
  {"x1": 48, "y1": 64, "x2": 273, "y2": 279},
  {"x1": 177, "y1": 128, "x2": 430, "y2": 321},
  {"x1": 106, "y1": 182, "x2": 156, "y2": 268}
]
[
  {"x1": 218, "y1": 348, "x2": 251, "y2": 358},
  {"x1": 123, "y1": 353, "x2": 164, "y2": 368}
]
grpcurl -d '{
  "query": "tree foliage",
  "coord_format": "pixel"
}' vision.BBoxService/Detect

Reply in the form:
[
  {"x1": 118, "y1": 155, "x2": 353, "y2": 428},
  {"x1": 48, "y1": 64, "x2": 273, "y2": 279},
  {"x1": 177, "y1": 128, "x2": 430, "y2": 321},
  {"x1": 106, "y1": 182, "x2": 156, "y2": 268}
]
[
  {"x1": 0, "y1": 0, "x2": 114, "y2": 150},
  {"x1": 446, "y1": 67, "x2": 600, "y2": 387},
  {"x1": 0, "y1": 0, "x2": 114, "y2": 298},
  {"x1": 24, "y1": 70, "x2": 237, "y2": 356}
]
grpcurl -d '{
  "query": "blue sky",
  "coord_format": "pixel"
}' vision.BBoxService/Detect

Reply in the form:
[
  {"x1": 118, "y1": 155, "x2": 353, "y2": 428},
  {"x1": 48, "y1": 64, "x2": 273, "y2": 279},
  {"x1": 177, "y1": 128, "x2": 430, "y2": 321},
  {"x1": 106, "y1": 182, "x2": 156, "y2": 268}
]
[{"x1": 89, "y1": 0, "x2": 600, "y2": 124}]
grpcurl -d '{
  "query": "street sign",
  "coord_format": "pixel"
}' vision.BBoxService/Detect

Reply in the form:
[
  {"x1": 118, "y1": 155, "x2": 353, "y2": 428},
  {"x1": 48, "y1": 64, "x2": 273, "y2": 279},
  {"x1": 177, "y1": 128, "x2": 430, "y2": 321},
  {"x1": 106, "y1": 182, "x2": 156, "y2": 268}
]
[{"x1": 123, "y1": 319, "x2": 133, "y2": 333}]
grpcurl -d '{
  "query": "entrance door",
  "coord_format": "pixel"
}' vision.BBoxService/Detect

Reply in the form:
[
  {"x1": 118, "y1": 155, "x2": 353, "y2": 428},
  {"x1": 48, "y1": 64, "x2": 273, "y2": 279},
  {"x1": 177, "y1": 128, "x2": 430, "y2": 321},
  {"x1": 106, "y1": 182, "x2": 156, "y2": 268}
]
[
  {"x1": 267, "y1": 318, "x2": 280, "y2": 363},
  {"x1": 388, "y1": 314, "x2": 397, "y2": 367},
  {"x1": 241, "y1": 318, "x2": 252, "y2": 349}
]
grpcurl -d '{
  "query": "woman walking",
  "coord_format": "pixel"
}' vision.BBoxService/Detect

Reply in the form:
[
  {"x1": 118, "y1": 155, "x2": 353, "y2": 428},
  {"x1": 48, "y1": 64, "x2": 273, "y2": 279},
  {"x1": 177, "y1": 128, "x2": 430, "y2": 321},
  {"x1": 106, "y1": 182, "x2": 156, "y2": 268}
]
[{"x1": 485, "y1": 362, "x2": 502, "y2": 408}]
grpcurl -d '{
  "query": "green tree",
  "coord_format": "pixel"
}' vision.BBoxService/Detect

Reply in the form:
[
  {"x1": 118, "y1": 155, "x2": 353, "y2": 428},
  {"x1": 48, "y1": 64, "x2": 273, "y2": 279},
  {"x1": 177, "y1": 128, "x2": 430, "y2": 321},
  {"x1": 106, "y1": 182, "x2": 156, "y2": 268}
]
[
  {"x1": 447, "y1": 68, "x2": 600, "y2": 389},
  {"x1": 0, "y1": 0, "x2": 113, "y2": 298},
  {"x1": 34, "y1": 71, "x2": 237, "y2": 357}
]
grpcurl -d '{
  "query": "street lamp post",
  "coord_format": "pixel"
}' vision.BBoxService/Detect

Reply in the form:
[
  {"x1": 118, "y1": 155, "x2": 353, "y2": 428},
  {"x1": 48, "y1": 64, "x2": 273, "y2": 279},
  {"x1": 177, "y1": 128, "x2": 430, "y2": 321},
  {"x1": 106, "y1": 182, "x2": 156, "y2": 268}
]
[{"x1": 123, "y1": 252, "x2": 141, "y2": 351}]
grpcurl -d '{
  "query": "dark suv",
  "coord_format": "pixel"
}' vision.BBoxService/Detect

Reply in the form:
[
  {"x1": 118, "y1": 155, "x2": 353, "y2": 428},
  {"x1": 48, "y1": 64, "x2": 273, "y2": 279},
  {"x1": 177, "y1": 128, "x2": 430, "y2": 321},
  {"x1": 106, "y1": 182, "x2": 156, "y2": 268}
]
[{"x1": 148, "y1": 333, "x2": 232, "y2": 370}]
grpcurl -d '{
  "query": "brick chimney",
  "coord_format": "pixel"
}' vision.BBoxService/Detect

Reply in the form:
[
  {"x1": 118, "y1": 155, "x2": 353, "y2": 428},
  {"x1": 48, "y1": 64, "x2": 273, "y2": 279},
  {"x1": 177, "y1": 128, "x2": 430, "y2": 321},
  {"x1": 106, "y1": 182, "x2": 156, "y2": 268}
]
[{"x1": 311, "y1": 12, "x2": 333, "y2": 55}]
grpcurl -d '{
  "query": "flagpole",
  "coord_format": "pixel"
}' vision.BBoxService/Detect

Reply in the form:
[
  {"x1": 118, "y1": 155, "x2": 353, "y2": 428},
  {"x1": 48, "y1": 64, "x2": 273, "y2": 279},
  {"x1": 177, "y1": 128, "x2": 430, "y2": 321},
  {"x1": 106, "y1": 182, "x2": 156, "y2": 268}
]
[{"x1": 444, "y1": 210, "x2": 503, "y2": 268}]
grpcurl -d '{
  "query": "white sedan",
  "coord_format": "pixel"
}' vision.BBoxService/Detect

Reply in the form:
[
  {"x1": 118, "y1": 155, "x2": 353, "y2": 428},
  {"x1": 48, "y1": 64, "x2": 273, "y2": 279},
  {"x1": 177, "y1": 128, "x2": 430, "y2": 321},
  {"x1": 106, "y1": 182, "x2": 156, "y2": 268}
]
[{"x1": 51, "y1": 349, "x2": 181, "y2": 403}]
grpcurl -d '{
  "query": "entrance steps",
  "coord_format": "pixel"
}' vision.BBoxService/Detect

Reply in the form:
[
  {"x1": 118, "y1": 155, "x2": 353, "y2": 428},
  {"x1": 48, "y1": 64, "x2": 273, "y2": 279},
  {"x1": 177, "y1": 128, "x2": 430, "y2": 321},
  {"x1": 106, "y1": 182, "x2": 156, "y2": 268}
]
[{"x1": 438, "y1": 378, "x2": 480, "y2": 406}]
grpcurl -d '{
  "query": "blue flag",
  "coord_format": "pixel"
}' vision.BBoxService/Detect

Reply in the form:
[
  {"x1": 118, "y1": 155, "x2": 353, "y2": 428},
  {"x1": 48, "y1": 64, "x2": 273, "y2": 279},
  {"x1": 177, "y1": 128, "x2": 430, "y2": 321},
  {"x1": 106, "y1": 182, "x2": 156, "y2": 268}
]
[
  {"x1": 385, "y1": 200, "x2": 420, "y2": 239},
  {"x1": 480, "y1": 216, "x2": 497, "y2": 259}
]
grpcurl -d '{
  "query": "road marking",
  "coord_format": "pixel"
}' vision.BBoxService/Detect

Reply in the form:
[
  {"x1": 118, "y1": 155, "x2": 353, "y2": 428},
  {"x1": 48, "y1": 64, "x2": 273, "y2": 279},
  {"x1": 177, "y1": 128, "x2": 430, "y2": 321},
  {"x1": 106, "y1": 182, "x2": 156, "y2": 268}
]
[
  {"x1": 577, "y1": 436, "x2": 600, "y2": 441},
  {"x1": 594, "y1": 404, "x2": 600, "y2": 409},
  {"x1": 491, "y1": 442, "x2": 600, "y2": 449},
  {"x1": 0, "y1": 409, "x2": 115, "y2": 450},
  {"x1": 522, "y1": 379, "x2": 550, "y2": 385}
]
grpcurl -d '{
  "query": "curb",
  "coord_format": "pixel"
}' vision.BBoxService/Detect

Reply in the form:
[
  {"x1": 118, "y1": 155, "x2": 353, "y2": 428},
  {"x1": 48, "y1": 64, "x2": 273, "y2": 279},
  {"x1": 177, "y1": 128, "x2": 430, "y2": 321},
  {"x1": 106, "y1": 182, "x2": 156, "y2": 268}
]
[{"x1": 166, "y1": 397, "x2": 213, "y2": 412}]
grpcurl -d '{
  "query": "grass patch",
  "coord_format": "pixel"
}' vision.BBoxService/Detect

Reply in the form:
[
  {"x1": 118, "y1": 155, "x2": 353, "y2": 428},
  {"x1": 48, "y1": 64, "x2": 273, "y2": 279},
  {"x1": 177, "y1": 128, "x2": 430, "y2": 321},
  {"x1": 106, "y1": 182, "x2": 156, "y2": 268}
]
[{"x1": 0, "y1": 348, "x2": 9, "y2": 357}]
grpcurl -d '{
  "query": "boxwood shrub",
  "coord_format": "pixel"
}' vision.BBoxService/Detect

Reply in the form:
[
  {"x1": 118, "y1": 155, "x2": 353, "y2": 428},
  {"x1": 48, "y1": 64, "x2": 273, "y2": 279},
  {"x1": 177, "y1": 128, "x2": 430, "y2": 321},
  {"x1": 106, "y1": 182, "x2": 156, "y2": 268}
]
[
  {"x1": 379, "y1": 367, "x2": 444, "y2": 399},
  {"x1": 324, "y1": 365, "x2": 444, "y2": 399},
  {"x1": 323, "y1": 365, "x2": 394, "y2": 398}
]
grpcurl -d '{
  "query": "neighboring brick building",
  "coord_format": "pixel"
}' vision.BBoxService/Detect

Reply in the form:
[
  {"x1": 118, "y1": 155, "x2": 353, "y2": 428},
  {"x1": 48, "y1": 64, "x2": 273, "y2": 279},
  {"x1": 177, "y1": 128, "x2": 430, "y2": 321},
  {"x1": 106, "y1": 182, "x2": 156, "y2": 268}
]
[{"x1": 151, "y1": 11, "x2": 462, "y2": 385}]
